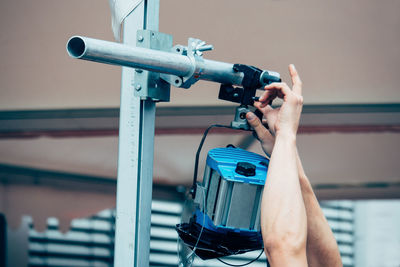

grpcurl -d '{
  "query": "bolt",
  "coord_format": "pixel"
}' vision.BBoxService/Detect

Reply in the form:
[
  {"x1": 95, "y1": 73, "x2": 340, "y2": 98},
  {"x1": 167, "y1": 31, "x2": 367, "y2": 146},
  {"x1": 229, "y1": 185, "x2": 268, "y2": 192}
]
[
  {"x1": 233, "y1": 93, "x2": 239, "y2": 98},
  {"x1": 135, "y1": 84, "x2": 142, "y2": 91},
  {"x1": 137, "y1": 35, "x2": 144, "y2": 42}
]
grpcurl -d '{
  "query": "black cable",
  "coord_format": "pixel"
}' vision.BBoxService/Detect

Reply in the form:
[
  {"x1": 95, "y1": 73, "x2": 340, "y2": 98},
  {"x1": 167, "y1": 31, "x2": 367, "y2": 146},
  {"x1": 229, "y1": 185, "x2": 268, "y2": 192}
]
[
  {"x1": 216, "y1": 249, "x2": 264, "y2": 266},
  {"x1": 190, "y1": 124, "x2": 233, "y2": 198}
]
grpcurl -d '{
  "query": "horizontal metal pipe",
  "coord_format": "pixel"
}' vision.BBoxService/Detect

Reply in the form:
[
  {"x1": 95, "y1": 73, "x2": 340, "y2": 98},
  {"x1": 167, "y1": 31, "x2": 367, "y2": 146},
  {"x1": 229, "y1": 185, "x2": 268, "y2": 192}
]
[
  {"x1": 199, "y1": 59, "x2": 243, "y2": 85},
  {"x1": 67, "y1": 36, "x2": 193, "y2": 77},
  {"x1": 66, "y1": 36, "x2": 243, "y2": 86}
]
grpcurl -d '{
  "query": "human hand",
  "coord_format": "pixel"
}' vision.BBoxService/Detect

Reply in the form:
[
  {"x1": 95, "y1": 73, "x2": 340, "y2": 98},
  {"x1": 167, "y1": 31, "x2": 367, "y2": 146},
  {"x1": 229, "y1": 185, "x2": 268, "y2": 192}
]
[
  {"x1": 258, "y1": 64, "x2": 303, "y2": 139},
  {"x1": 246, "y1": 104, "x2": 277, "y2": 156},
  {"x1": 246, "y1": 64, "x2": 303, "y2": 154}
]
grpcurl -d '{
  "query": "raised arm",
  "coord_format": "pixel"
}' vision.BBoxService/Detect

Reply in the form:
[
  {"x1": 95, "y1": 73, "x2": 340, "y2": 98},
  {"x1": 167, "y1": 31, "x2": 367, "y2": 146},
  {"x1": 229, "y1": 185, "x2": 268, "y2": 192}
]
[
  {"x1": 247, "y1": 65, "x2": 342, "y2": 267},
  {"x1": 296, "y1": 149, "x2": 343, "y2": 267},
  {"x1": 247, "y1": 64, "x2": 307, "y2": 266}
]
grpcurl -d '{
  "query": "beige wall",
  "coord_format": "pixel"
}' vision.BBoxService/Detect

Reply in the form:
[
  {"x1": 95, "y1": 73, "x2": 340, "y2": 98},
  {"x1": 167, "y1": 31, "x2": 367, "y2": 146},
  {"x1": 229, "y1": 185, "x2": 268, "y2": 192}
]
[
  {"x1": 0, "y1": 0, "x2": 399, "y2": 110},
  {"x1": 0, "y1": 183, "x2": 115, "y2": 231},
  {"x1": 0, "y1": 0, "x2": 399, "y2": 227},
  {"x1": 0, "y1": 132, "x2": 399, "y2": 186}
]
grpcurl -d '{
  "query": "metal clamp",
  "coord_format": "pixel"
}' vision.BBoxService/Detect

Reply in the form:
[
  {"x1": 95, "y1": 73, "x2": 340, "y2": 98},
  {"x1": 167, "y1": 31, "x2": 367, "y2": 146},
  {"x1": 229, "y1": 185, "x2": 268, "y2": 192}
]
[
  {"x1": 231, "y1": 105, "x2": 251, "y2": 130},
  {"x1": 160, "y1": 38, "x2": 213, "y2": 89}
]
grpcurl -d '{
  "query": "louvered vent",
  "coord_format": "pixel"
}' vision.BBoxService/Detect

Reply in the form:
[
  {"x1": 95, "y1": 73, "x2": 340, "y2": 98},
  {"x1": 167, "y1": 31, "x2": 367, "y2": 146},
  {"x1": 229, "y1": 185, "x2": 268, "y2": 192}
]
[{"x1": 28, "y1": 200, "x2": 354, "y2": 267}]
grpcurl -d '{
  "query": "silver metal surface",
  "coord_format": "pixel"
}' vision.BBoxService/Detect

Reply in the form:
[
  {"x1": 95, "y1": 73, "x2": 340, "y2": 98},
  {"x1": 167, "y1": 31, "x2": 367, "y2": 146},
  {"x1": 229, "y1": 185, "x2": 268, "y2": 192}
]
[
  {"x1": 66, "y1": 35, "x2": 245, "y2": 88},
  {"x1": 213, "y1": 179, "x2": 229, "y2": 225},
  {"x1": 194, "y1": 166, "x2": 212, "y2": 211},
  {"x1": 205, "y1": 170, "x2": 221, "y2": 219},
  {"x1": 226, "y1": 183, "x2": 258, "y2": 229},
  {"x1": 253, "y1": 188, "x2": 263, "y2": 231},
  {"x1": 194, "y1": 184, "x2": 207, "y2": 211},
  {"x1": 67, "y1": 35, "x2": 192, "y2": 77},
  {"x1": 113, "y1": 1, "x2": 158, "y2": 266},
  {"x1": 231, "y1": 106, "x2": 251, "y2": 130},
  {"x1": 198, "y1": 59, "x2": 243, "y2": 85},
  {"x1": 202, "y1": 165, "x2": 212, "y2": 190},
  {"x1": 134, "y1": 30, "x2": 172, "y2": 101},
  {"x1": 200, "y1": 164, "x2": 265, "y2": 230},
  {"x1": 134, "y1": 100, "x2": 156, "y2": 266},
  {"x1": 259, "y1": 70, "x2": 281, "y2": 86}
]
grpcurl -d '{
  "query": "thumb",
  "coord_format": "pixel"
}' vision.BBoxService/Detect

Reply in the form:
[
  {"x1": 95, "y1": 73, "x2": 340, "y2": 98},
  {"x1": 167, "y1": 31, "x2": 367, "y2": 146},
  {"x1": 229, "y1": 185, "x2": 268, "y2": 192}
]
[
  {"x1": 264, "y1": 105, "x2": 276, "y2": 133},
  {"x1": 246, "y1": 112, "x2": 270, "y2": 141}
]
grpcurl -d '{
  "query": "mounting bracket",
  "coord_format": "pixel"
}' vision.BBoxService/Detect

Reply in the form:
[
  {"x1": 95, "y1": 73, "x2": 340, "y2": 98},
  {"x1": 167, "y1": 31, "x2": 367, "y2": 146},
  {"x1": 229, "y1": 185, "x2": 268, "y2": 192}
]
[{"x1": 134, "y1": 30, "x2": 172, "y2": 102}]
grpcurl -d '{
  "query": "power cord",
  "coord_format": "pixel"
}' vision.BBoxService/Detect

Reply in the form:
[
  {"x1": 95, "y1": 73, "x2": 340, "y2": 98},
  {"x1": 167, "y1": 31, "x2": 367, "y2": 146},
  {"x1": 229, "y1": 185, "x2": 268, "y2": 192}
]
[
  {"x1": 191, "y1": 124, "x2": 250, "y2": 198},
  {"x1": 216, "y1": 249, "x2": 264, "y2": 266}
]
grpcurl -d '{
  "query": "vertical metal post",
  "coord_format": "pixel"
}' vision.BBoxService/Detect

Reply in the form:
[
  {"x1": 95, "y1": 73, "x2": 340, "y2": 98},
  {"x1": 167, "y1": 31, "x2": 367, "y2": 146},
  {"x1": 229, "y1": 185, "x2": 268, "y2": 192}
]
[{"x1": 113, "y1": 1, "x2": 159, "y2": 266}]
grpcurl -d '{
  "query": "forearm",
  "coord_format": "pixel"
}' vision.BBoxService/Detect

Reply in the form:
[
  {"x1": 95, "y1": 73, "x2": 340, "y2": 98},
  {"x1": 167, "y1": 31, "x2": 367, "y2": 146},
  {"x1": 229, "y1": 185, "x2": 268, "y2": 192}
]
[
  {"x1": 261, "y1": 134, "x2": 307, "y2": 264},
  {"x1": 296, "y1": 149, "x2": 342, "y2": 267}
]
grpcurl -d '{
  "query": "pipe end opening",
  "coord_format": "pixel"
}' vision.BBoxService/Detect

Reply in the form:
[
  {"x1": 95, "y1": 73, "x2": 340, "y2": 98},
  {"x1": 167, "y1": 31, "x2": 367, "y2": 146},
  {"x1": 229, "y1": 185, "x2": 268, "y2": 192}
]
[{"x1": 67, "y1": 37, "x2": 86, "y2": 58}]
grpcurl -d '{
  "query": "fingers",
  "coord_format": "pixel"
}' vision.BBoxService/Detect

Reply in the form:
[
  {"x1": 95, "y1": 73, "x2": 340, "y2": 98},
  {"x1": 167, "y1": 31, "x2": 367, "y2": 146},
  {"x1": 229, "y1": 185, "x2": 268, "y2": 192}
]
[
  {"x1": 259, "y1": 82, "x2": 291, "y2": 107},
  {"x1": 253, "y1": 101, "x2": 262, "y2": 110},
  {"x1": 254, "y1": 102, "x2": 272, "y2": 117},
  {"x1": 264, "y1": 82, "x2": 291, "y2": 96},
  {"x1": 258, "y1": 89, "x2": 276, "y2": 106},
  {"x1": 258, "y1": 88, "x2": 278, "y2": 105},
  {"x1": 254, "y1": 103, "x2": 277, "y2": 134},
  {"x1": 254, "y1": 101, "x2": 273, "y2": 113},
  {"x1": 254, "y1": 64, "x2": 302, "y2": 111},
  {"x1": 246, "y1": 112, "x2": 272, "y2": 141},
  {"x1": 289, "y1": 64, "x2": 302, "y2": 95}
]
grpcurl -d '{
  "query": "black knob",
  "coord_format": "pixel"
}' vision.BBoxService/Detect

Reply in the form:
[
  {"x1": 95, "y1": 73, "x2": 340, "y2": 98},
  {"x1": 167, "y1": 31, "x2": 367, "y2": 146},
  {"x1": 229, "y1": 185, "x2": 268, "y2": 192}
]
[{"x1": 235, "y1": 162, "x2": 256, "y2": 177}]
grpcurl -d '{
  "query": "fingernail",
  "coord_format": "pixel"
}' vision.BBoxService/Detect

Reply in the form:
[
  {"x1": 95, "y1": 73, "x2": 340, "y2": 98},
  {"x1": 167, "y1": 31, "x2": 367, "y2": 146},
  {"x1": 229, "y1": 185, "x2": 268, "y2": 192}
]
[
  {"x1": 291, "y1": 64, "x2": 296, "y2": 71},
  {"x1": 247, "y1": 112, "x2": 256, "y2": 120}
]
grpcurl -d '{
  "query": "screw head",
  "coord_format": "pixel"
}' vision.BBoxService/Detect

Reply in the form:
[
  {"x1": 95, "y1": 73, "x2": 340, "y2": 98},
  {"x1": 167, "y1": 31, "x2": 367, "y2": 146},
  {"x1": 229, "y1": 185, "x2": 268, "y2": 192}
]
[
  {"x1": 135, "y1": 84, "x2": 142, "y2": 91},
  {"x1": 137, "y1": 36, "x2": 144, "y2": 42}
]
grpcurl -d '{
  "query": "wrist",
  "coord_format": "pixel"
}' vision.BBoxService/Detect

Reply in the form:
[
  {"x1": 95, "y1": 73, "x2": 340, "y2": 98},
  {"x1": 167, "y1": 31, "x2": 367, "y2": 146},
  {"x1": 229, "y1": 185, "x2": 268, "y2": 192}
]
[{"x1": 275, "y1": 131, "x2": 297, "y2": 143}]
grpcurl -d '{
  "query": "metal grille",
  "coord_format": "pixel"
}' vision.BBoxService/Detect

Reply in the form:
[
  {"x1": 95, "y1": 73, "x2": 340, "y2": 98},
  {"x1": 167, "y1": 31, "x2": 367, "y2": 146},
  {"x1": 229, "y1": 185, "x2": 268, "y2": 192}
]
[
  {"x1": 29, "y1": 209, "x2": 115, "y2": 267},
  {"x1": 321, "y1": 200, "x2": 355, "y2": 267},
  {"x1": 28, "y1": 200, "x2": 354, "y2": 267}
]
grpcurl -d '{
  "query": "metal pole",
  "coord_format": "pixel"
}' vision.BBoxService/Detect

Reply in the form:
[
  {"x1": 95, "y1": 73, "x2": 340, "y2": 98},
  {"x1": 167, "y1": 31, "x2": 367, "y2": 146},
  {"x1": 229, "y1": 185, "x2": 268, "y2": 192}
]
[
  {"x1": 66, "y1": 36, "x2": 282, "y2": 90},
  {"x1": 67, "y1": 36, "x2": 193, "y2": 77},
  {"x1": 113, "y1": 1, "x2": 158, "y2": 266},
  {"x1": 66, "y1": 36, "x2": 244, "y2": 86}
]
